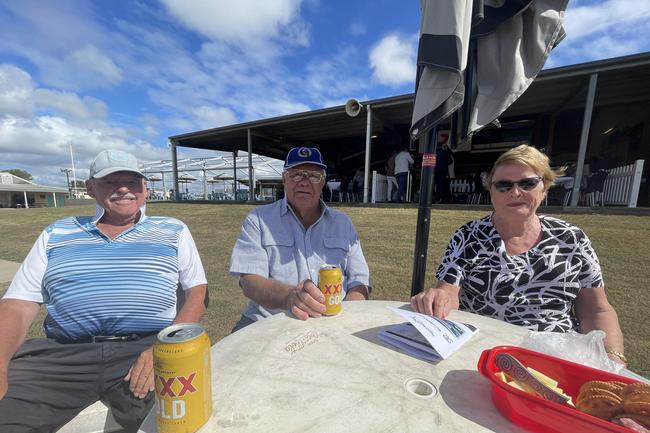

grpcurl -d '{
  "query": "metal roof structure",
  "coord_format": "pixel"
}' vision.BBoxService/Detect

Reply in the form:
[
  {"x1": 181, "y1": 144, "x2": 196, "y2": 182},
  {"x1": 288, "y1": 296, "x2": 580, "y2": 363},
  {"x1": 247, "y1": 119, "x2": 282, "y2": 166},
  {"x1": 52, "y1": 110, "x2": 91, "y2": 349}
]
[
  {"x1": 140, "y1": 152, "x2": 284, "y2": 198},
  {"x1": 141, "y1": 153, "x2": 283, "y2": 180},
  {"x1": 0, "y1": 184, "x2": 69, "y2": 194},
  {"x1": 166, "y1": 52, "x2": 650, "y2": 203},
  {"x1": 169, "y1": 52, "x2": 650, "y2": 160},
  {"x1": 0, "y1": 172, "x2": 68, "y2": 194}
]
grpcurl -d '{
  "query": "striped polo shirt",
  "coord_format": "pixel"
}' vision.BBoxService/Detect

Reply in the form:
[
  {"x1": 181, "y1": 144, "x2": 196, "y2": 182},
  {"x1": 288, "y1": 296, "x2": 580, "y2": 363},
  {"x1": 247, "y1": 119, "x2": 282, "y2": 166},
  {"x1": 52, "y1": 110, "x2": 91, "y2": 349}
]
[{"x1": 4, "y1": 205, "x2": 207, "y2": 341}]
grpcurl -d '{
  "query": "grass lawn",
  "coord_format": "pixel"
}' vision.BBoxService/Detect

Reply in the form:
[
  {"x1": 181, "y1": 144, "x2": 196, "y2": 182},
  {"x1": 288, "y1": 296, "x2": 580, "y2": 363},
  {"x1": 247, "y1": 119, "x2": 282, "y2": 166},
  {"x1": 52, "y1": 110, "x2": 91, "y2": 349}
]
[{"x1": 0, "y1": 203, "x2": 648, "y2": 376}]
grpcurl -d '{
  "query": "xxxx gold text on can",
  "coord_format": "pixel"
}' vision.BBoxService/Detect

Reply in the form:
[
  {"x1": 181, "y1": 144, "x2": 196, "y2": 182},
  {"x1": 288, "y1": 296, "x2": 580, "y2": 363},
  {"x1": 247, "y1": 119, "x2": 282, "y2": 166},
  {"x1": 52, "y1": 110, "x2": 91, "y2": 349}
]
[
  {"x1": 319, "y1": 265, "x2": 343, "y2": 315},
  {"x1": 153, "y1": 323, "x2": 212, "y2": 433}
]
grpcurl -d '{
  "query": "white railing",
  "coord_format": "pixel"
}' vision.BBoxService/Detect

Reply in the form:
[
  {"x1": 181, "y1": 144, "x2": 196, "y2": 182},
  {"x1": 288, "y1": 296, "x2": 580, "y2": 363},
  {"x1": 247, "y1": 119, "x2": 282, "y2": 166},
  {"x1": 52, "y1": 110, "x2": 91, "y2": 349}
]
[
  {"x1": 372, "y1": 170, "x2": 412, "y2": 203},
  {"x1": 371, "y1": 171, "x2": 387, "y2": 203},
  {"x1": 603, "y1": 160, "x2": 644, "y2": 208},
  {"x1": 449, "y1": 179, "x2": 473, "y2": 194},
  {"x1": 449, "y1": 179, "x2": 488, "y2": 204}
]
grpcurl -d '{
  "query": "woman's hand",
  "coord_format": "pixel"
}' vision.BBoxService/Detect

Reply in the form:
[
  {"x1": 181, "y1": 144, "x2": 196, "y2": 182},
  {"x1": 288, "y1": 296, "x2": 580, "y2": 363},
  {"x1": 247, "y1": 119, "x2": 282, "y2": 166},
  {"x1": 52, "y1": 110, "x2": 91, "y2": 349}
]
[
  {"x1": 605, "y1": 349, "x2": 627, "y2": 367},
  {"x1": 410, "y1": 282, "x2": 460, "y2": 319},
  {"x1": 575, "y1": 287, "x2": 626, "y2": 368}
]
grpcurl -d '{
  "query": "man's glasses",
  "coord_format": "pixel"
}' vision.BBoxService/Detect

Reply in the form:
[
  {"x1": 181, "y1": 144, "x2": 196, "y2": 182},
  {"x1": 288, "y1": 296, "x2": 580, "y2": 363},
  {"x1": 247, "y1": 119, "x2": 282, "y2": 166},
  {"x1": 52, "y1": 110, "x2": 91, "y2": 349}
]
[
  {"x1": 492, "y1": 176, "x2": 543, "y2": 193},
  {"x1": 285, "y1": 170, "x2": 325, "y2": 183}
]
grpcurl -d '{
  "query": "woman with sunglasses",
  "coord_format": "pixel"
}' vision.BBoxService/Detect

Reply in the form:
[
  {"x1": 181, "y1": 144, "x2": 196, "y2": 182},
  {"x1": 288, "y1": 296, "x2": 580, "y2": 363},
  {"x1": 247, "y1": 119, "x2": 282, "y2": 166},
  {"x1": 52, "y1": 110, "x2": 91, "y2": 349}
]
[{"x1": 411, "y1": 145, "x2": 626, "y2": 365}]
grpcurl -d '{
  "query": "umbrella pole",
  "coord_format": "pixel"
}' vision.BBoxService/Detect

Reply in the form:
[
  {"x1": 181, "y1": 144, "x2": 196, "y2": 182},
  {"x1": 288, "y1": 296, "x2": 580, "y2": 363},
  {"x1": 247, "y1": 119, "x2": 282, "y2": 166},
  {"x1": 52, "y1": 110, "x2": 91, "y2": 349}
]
[{"x1": 411, "y1": 126, "x2": 438, "y2": 296}]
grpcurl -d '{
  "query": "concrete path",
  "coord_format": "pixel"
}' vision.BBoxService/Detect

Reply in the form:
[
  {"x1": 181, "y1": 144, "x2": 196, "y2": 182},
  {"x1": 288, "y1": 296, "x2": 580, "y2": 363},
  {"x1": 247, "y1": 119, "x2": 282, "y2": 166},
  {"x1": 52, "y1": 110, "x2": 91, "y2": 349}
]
[{"x1": 0, "y1": 259, "x2": 20, "y2": 285}]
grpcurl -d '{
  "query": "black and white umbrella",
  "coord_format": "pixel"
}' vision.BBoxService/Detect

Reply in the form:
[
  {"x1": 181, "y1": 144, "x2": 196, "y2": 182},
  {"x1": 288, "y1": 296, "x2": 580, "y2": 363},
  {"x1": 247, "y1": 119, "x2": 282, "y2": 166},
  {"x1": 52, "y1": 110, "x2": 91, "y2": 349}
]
[{"x1": 409, "y1": 0, "x2": 568, "y2": 295}]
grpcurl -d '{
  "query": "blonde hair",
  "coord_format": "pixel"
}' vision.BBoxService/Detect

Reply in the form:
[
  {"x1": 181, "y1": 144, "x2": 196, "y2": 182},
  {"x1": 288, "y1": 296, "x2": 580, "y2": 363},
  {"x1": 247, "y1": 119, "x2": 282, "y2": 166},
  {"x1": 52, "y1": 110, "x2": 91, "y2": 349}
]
[{"x1": 485, "y1": 145, "x2": 565, "y2": 190}]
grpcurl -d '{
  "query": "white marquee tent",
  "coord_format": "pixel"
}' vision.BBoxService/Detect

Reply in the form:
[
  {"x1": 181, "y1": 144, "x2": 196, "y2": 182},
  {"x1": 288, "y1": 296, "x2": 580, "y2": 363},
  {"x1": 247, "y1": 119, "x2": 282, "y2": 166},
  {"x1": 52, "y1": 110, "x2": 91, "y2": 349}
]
[{"x1": 140, "y1": 152, "x2": 284, "y2": 200}]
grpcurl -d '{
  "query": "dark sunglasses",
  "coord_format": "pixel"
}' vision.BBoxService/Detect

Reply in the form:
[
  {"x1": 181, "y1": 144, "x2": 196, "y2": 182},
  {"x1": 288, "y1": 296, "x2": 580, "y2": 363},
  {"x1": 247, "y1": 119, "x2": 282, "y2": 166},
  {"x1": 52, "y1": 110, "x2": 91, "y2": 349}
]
[{"x1": 492, "y1": 176, "x2": 543, "y2": 193}]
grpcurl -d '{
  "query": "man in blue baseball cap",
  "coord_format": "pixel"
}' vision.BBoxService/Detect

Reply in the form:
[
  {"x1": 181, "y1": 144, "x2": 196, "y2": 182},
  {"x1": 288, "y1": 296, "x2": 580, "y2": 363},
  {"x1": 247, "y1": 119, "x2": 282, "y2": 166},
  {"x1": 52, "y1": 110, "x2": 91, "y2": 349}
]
[
  {"x1": 0, "y1": 149, "x2": 208, "y2": 432},
  {"x1": 229, "y1": 146, "x2": 371, "y2": 331}
]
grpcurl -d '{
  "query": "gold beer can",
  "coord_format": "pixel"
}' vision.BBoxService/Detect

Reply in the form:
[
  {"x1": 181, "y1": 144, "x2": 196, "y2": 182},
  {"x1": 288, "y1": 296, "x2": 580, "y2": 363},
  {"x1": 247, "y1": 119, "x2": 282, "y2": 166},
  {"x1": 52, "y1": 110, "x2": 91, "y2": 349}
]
[
  {"x1": 153, "y1": 323, "x2": 212, "y2": 433},
  {"x1": 319, "y1": 264, "x2": 343, "y2": 315}
]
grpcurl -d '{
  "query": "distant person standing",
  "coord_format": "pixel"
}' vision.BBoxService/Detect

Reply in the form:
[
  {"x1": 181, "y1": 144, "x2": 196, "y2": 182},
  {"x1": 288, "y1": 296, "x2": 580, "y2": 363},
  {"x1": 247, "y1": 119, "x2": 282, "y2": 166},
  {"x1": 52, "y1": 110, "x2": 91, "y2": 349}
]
[
  {"x1": 394, "y1": 146, "x2": 414, "y2": 202},
  {"x1": 434, "y1": 141, "x2": 454, "y2": 203},
  {"x1": 385, "y1": 151, "x2": 398, "y2": 202},
  {"x1": 352, "y1": 169, "x2": 364, "y2": 202}
]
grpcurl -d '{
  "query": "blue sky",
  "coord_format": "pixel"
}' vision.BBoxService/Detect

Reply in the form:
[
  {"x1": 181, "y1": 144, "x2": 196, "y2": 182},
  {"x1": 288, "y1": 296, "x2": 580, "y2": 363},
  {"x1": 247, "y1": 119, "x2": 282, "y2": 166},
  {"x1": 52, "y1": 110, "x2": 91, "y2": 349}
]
[{"x1": 1, "y1": 0, "x2": 650, "y2": 187}]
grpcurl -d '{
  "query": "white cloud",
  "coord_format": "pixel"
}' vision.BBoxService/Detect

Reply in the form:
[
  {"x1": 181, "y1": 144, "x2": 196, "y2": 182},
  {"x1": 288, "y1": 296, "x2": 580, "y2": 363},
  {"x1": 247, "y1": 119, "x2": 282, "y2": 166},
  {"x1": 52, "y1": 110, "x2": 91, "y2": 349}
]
[
  {"x1": 349, "y1": 22, "x2": 367, "y2": 37},
  {"x1": 160, "y1": 0, "x2": 309, "y2": 50},
  {"x1": 0, "y1": 64, "x2": 165, "y2": 185},
  {"x1": 1, "y1": 64, "x2": 109, "y2": 124},
  {"x1": 0, "y1": 1, "x2": 100, "y2": 55},
  {"x1": 369, "y1": 34, "x2": 416, "y2": 87},
  {"x1": 63, "y1": 45, "x2": 123, "y2": 88},
  {"x1": 190, "y1": 105, "x2": 238, "y2": 130},
  {"x1": 580, "y1": 34, "x2": 642, "y2": 60},
  {"x1": 138, "y1": 113, "x2": 160, "y2": 137},
  {"x1": 564, "y1": 0, "x2": 650, "y2": 39},
  {"x1": 262, "y1": 99, "x2": 311, "y2": 117},
  {"x1": 0, "y1": 114, "x2": 165, "y2": 184},
  {"x1": 0, "y1": 64, "x2": 34, "y2": 118},
  {"x1": 304, "y1": 47, "x2": 371, "y2": 102},
  {"x1": 2, "y1": 0, "x2": 420, "y2": 186},
  {"x1": 1, "y1": 0, "x2": 362, "y2": 148},
  {"x1": 165, "y1": 115, "x2": 196, "y2": 132},
  {"x1": 34, "y1": 89, "x2": 108, "y2": 123},
  {"x1": 550, "y1": 0, "x2": 650, "y2": 66},
  {"x1": 0, "y1": 2, "x2": 120, "y2": 91}
]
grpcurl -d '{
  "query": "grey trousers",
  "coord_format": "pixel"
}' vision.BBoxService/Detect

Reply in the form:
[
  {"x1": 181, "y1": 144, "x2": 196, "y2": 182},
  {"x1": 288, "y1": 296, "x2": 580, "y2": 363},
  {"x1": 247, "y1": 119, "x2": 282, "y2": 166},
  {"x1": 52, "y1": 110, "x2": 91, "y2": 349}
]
[
  {"x1": 0, "y1": 335, "x2": 157, "y2": 433},
  {"x1": 231, "y1": 315, "x2": 256, "y2": 333}
]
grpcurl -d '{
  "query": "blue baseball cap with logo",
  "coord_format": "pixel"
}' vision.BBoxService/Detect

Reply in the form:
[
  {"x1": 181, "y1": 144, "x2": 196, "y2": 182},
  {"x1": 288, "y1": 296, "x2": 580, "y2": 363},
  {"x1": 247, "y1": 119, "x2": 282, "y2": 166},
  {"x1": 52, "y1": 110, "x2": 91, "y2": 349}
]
[
  {"x1": 89, "y1": 149, "x2": 144, "y2": 179},
  {"x1": 284, "y1": 147, "x2": 327, "y2": 170}
]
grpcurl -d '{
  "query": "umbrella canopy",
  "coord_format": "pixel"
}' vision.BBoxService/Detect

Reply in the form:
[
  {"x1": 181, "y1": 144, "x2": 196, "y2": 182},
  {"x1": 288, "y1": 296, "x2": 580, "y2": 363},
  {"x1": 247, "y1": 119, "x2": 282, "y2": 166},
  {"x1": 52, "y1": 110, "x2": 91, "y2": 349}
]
[
  {"x1": 178, "y1": 174, "x2": 198, "y2": 182},
  {"x1": 409, "y1": 0, "x2": 568, "y2": 295},
  {"x1": 411, "y1": 0, "x2": 567, "y2": 141}
]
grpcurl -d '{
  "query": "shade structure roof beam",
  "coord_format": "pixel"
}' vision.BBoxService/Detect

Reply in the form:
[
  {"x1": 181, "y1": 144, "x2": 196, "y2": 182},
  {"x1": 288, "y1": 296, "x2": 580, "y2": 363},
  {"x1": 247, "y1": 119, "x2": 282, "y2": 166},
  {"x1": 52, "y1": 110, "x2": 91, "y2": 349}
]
[
  {"x1": 139, "y1": 154, "x2": 284, "y2": 185},
  {"x1": 166, "y1": 53, "x2": 650, "y2": 165}
]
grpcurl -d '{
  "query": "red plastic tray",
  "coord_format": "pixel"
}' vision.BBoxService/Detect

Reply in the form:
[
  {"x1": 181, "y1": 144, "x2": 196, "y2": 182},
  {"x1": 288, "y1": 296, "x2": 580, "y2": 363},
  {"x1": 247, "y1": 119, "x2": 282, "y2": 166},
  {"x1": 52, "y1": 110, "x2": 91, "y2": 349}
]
[{"x1": 477, "y1": 345, "x2": 641, "y2": 433}]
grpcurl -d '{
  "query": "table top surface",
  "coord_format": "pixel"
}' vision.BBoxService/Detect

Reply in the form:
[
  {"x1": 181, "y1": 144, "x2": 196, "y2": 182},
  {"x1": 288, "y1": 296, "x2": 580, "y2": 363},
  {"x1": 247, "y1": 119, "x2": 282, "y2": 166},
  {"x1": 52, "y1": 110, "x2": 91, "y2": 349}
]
[{"x1": 138, "y1": 300, "x2": 530, "y2": 433}]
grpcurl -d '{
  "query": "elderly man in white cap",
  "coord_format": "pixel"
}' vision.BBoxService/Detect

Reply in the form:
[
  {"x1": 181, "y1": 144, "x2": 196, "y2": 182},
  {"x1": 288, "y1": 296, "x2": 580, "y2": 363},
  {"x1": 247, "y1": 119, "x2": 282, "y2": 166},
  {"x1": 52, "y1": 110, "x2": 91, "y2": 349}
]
[
  {"x1": 0, "y1": 149, "x2": 208, "y2": 433},
  {"x1": 230, "y1": 146, "x2": 371, "y2": 331}
]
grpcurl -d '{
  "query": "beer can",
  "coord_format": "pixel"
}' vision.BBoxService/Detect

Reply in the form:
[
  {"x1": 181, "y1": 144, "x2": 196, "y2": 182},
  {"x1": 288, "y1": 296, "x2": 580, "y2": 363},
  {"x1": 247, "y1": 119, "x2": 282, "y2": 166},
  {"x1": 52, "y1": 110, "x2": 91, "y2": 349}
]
[
  {"x1": 319, "y1": 264, "x2": 343, "y2": 315},
  {"x1": 153, "y1": 323, "x2": 212, "y2": 433}
]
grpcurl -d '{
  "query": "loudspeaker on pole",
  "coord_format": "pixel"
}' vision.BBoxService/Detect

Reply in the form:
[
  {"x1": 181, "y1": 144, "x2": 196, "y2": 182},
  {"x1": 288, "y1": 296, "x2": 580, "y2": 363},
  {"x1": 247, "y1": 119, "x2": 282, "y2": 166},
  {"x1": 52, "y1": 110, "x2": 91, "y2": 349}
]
[{"x1": 344, "y1": 99, "x2": 363, "y2": 117}]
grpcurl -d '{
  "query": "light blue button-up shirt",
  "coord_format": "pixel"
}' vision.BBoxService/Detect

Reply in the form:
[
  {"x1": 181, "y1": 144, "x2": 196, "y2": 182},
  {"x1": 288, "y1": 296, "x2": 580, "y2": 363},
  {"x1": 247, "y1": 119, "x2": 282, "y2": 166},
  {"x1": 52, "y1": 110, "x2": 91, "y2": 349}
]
[{"x1": 230, "y1": 198, "x2": 371, "y2": 321}]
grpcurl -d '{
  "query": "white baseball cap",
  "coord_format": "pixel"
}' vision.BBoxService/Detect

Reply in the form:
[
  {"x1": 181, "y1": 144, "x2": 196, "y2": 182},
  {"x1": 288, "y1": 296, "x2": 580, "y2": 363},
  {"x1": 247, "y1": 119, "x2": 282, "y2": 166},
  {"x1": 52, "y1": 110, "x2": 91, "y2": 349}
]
[{"x1": 89, "y1": 150, "x2": 144, "y2": 179}]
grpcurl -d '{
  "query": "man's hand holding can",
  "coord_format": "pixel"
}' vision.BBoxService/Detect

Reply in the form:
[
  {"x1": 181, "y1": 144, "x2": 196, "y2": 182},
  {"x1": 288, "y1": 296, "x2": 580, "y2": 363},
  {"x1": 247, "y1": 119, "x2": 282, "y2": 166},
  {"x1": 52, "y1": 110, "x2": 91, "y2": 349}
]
[{"x1": 287, "y1": 279, "x2": 326, "y2": 320}]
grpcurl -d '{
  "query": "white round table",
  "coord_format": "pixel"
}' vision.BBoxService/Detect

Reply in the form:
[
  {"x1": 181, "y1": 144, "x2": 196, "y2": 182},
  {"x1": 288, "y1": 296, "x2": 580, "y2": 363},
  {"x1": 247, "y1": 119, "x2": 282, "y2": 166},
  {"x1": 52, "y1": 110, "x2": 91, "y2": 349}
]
[{"x1": 138, "y1": 301, "x2": 530, "y2": 433}]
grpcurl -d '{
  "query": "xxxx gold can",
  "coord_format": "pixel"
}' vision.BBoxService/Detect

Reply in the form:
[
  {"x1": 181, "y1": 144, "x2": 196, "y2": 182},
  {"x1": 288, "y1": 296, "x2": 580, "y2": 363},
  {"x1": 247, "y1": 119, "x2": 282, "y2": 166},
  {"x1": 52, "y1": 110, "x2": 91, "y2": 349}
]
[
  {"x1": 319, "y1": 264, "x2": 343, "y2": 315},
  {"x1": 153, "y1": 323, "x2": 212, "y2": 433}
]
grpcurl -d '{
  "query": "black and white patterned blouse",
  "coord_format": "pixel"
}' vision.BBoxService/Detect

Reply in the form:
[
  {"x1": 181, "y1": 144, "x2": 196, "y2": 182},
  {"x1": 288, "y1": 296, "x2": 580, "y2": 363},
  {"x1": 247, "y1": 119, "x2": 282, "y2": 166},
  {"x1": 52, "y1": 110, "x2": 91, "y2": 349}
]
[{"x1": 437, "y1": 215, "x2": 603, "y2": 332}]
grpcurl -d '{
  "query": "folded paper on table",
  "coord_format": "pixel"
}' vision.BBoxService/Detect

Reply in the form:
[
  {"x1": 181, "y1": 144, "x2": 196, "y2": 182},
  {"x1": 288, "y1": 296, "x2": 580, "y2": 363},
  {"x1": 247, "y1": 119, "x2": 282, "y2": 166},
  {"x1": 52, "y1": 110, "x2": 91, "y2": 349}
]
[{"x1": 378, "y1": 307, "x2": 478, "y2": 361}]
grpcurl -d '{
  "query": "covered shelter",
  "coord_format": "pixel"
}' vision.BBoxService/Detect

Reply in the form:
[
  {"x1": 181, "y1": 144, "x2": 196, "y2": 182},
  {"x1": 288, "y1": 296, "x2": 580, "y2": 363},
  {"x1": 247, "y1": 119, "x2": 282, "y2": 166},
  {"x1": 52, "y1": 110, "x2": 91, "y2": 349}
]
[
  {"x1": 140, "y1": 152, "x2": 284, "y2": 201},
  {"x1": 169, "y1": 52, "x2": 650, "y2": 206},
  {"x1": 0, "y1": 172, "x2": 68, "y2": 208}
]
